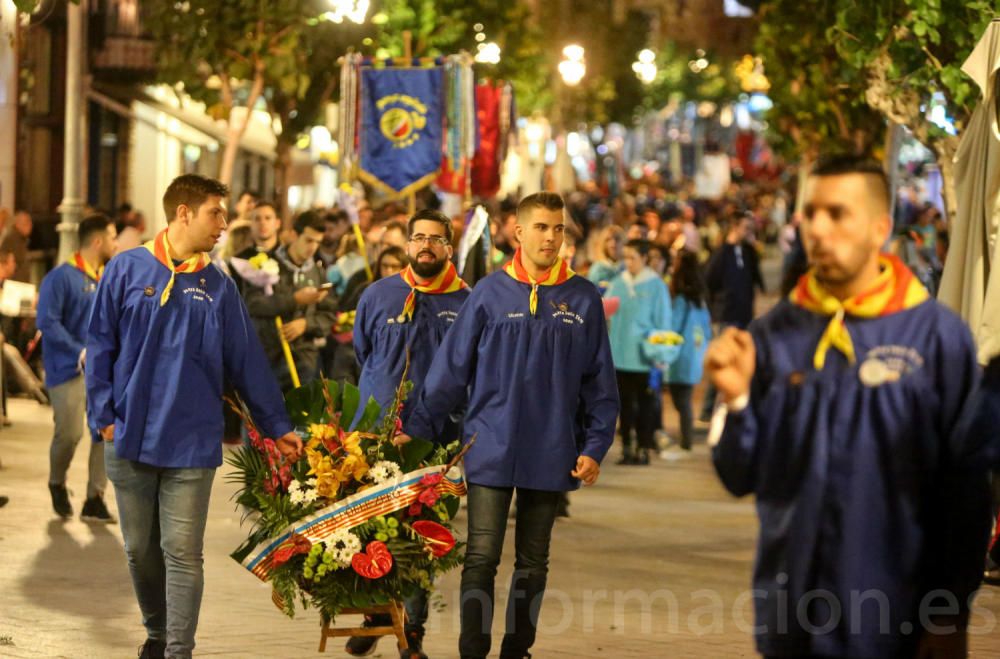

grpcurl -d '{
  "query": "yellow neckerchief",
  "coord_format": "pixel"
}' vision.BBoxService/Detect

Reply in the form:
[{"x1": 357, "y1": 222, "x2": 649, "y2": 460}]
[
  {"x1": 789, "y1": 253, "x2": 928, "y2": 370},
  {"x1": 142, "y1": 229, "x2": 212, "y2": 307},
  {"x1": 503, "y1": 247, "x2": 575, "y2": 316},
  {"x1": 398, "y1": 262, "x2": 468, "y2": 323},
  {"x1": 71, "y1": 252, "x2": 103, "y2": 282}
]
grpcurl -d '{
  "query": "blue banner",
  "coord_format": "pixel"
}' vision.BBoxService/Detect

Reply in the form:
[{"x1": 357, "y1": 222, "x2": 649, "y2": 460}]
[{"x1": 359, "y1": 67, "x2": 443, "y2": 195}]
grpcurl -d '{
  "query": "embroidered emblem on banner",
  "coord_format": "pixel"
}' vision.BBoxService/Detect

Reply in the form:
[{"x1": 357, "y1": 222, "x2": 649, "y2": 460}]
[{"x1": 378, "y1": 96, "x2": 428, "y2": 149}]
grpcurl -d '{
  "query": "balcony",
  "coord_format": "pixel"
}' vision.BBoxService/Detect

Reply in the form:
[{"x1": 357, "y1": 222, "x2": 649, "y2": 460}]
[{"x1": 89, "y1": 0, "x2": 156, "y2": 81}]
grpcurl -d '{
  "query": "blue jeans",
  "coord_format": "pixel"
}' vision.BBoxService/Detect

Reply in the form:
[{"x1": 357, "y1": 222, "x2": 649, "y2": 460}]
[
  {"x1": 105, "y1": 448, "x2": 215, "y2": 659},
  {"x1": 460, "y1": 484, "x2": 561, "y2": 659}
]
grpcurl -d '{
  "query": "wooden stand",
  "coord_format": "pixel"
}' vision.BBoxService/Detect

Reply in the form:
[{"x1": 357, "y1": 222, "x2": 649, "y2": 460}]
[{"x1": 317, "y1": 601, "x2": 409, "y2": 653}]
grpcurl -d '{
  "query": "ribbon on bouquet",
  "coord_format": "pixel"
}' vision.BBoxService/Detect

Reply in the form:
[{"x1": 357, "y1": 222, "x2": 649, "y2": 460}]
[{"x1": 243, "y1": 464, "x2": 467, "y2": 581}]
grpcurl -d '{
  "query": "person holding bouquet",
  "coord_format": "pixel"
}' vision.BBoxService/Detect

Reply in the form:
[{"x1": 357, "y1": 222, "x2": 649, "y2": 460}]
[
  {"x1": 404, "y1": 192, "x2": 619, "y2": 659},
  {"x1": 345, "y1": 208, "x2": 470, "y2": 658},
  {"x1": 604, "y1": 239, "x2": 672, "y2": 466},
  {"x1": 86, "y1": 174, "x2": 303, "y2": 659}
]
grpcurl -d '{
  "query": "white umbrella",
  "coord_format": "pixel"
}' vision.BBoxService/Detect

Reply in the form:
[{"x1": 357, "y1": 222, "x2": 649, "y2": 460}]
[{"x1": 938, "y1": 19, "x2": 1000, "y2": 364}]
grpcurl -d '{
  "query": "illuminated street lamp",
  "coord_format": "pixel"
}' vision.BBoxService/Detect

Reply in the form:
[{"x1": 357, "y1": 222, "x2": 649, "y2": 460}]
[
  {"x1": 632, "y1": 48, "x2": 657, "y2": 84},
  {"x1": 324, "y1": 0, "x2": 370, "y2": 24},
  {"x1": 558, "y1": 44, "x2": 586, "y2": 86},
  {"x1": 475, "y1": 41, "x2": 501, "y2": 65}
]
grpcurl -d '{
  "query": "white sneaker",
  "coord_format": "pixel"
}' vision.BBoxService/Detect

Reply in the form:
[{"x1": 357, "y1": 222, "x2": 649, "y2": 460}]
[
  {"x1": 659, "y1": 447, "x2": 691, "y2": 462},
  {"x1": 654, "y1": 430, "x2": 674, "y2": 450}
]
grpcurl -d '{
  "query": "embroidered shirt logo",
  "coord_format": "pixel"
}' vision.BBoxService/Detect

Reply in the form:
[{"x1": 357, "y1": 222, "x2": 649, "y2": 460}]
[
  {"x1": 858, "y1": 345, "x2": 924, "y2": 387},
  {"x1": 549, "y1": 300, "x2": 584, "y2": 325}
]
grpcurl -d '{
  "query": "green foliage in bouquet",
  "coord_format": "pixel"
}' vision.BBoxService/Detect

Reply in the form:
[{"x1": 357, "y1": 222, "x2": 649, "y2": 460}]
[{"x1": 225, "y1": 371, "x2": 467, "y2": 621}]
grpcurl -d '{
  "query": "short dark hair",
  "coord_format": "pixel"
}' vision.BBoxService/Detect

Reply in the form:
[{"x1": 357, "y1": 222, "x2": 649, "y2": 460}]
[
  {"x1": 293, "y1": 209, "x2": 326, "y2": 235},
  {"x1": 811, "y1": 155, "x2": 890, "y2": 213},
  {"x1": 326, "y1": 209, "x2": 350, "y2": 225},
  {"x1": 624, "y1": 238, "x2": 650, "y2": 258},
  {"x1": 239, "y1": 190, "x2": 260, "y2": 201},
  {"x1": 78, "y1": 213, "x2": 112, "y2": 245},
  {"x1": 407, "y1": 209, "x2": 452, "y2": 242},
  {"x1": 516, "y1": 192, "x2": 565, "y2": 223},
  {"x1": 162, "y1": 174, "x2": 229, "y2": 222},
  {"x1": 251, "y1": 200, "x2": 277, "y2": 216}
]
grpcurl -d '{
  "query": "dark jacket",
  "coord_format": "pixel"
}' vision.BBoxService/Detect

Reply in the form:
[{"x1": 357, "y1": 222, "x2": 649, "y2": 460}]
[
  {"x1": 242, "y1": 245, "x2": 337, "y2": 389},
  {"x1": 705, "y1": 240, "x2": 764, "y2": 328}
]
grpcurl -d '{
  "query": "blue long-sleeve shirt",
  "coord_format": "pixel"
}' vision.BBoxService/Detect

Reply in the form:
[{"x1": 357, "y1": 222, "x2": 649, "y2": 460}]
[
  {"x1": 37, "y1": 263, "x2": 98, "y2": 388},
  {"x1": 352, "y1": 273, "x2": 470, "y2": 434},
  {"x1": 85, "y1": 247, "x2": 293, "y2": 468},
  {"x1": 713, "y1": 299, "x2": 994, "y2": 658},
  {"x1": 405, "y1": 271, "x2": 619, "y2": 491}
]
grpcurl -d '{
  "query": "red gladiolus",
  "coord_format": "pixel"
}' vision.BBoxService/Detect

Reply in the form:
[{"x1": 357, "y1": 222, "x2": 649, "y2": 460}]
[{"x1": 411, "y1": 521, "x2": 456, "y2": 558}]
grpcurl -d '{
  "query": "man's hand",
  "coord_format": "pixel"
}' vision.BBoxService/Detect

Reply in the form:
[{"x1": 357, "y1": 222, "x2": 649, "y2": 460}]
[
  {"x1": 280, "y1": 318, "x2": 307, "y2": 342},
  {"x1": 571, "y1": 456, "x2": 600, "y2": 486},
  {"x1": 392, "y1": 432, "x2": 412, "y2": 447},
  {"x1": 916, "y1": 628, "x2": 968, "y2": 659},
  {"x1": 100, "y1": 424, "x2": 114, "y2": 442},
  {"x1": 705, "y1": 327, "x2": 756, "y2": 404},
  {"x1": 293, "y1": 286, "x2": 329, "y2": 307},
  {"x1": 276, "y1": 432, "x2": 304, "y2": 462}
]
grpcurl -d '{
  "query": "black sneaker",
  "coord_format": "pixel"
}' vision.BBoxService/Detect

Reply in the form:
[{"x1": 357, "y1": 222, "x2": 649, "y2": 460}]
[
  {"x1": 345, "y1": 614, "x2": 390, "y2": 656},
  {"x1": 0, "y1": 495, "x2": 8, "y2": 508},
  {"x1": 49, "y1": 483, "x2": 72, "y2": 519},
  {"x1": 399, "y1": 630, "x2": 428, "y2": 659},
  {"x1": 81, "y1": 495, "x2": 116, "y2": 523},
  {"x1": 137, "y1": 638, "x2": 166, "y2": 659}
]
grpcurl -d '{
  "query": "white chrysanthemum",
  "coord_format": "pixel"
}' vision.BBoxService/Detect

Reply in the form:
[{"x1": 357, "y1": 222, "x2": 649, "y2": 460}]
[
  {"x1": 368, "y1": 461, "x2": 403, "y2": 485},
  {"x1": 288, "y1": 479, "x2": 303, "y2": 493},
  {"x1": 289, "y1": 488, "x2": 307, "y2": 505},
  {"x1": 302, "y1": 488, "x2": 319, "y2": 503},
  {"x1": 324, "y1": 529, "x2": 362, "y2": 566}
]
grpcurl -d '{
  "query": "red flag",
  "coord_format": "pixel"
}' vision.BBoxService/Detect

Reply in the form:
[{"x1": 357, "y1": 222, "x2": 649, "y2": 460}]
[{"x1": 471, "y1": 83, "x2": 503, "y2": 197}]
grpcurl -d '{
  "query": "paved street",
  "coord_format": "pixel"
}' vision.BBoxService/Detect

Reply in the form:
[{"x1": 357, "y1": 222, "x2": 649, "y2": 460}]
[{"x1": 2, "y1": 395, "x2": 1000, "y2": 658}]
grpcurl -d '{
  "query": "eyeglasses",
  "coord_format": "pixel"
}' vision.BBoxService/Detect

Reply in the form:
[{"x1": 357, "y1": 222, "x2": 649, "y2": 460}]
[{"x1": 408, "y1": 234, "x2": 449, "y2": 247}]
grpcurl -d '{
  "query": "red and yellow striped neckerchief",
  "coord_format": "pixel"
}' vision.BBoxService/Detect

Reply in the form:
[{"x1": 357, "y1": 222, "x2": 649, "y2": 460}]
[
  {"x1": 503, "y1": 248, "x2": 575, "y2": 316},
  {"x1": 142, "y1": 229, "x2": 212, "y2": 307},
  {"x1": 789, "y1": 253, "x2": 928, "y2": 370},
  {"x1": 70, "y1": 252, "x2": 102, "y2": 282},
  {"x1": 398, "y1": 262, "x2": 468, "y2": 323}
]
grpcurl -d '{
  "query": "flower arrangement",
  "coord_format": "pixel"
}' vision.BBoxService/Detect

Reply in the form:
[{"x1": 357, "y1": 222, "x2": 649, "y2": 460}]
[
  {"x1": 642, "y1": 330, "x2": 684, "y2": 367},
  {"x1": 230, "y1": 252, "x2": 281, "y2": 295},
  {"x1": 226, "y1": 371, "x2": 467, "y2": 621}
]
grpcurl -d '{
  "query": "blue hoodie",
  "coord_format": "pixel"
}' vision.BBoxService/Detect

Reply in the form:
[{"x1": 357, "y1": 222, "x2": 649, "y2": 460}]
[{"x1": 604, "y1": 267, "x2": 671, "y2": 373}]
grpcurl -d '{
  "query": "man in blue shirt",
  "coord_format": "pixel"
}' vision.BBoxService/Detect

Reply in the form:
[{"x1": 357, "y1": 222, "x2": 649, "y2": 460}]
[
  {"x1": 707, "y1": 156, "x2": 996, "y2": 659},
  {"x1": 404, "y1": 192, "x2": 619, "y2": 659},
  {"x1": 86, "y1": 174, "x2": 303, "y2": 659},
  {"x1": 38, "y1": 214, "x2": 118, "y2": 521},
  {"x1": 345, "y1": 208, "x2": 469, "y2": 659}
]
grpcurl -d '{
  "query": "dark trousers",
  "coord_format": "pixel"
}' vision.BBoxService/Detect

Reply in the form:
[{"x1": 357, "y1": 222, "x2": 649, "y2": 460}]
[
  {"x1": 616, "y1": 370, "x2": 657, "y2": 455},
  {"x1": 460, "y1": 484, "x2": 561, "y2": 659},
  {"x1": 667, "y1": 383, "x2": 694, "y2": 450}
]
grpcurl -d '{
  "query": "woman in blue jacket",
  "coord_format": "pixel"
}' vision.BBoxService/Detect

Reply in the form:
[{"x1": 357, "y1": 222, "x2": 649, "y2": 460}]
[
  {"x1": 605, "y1": 239, "x2": 671, "y2": 465},
  {"x1": 665, "y1": 250, "x2": 712, "y2": 455}
]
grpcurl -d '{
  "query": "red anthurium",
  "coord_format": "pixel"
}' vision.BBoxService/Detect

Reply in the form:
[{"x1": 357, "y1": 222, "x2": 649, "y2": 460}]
[
  {"x1": 269, "y1": 534, "x2": 312, "y2": 570},
  {"x1": 351, "y1": 541, "x2": 394, "y2": 579},
  {"x1": 411, "y1": 520, "x2": 456, "y2": 558}
]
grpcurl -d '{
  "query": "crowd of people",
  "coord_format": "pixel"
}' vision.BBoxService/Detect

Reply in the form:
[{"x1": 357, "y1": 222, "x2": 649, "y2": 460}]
[{"x1": 1, "y1": 151, "x2": 999, "y2": 659}]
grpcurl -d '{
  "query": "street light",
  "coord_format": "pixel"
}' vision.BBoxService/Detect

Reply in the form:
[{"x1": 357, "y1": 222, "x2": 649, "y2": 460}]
[
  {"x1": 632, "y1": 48, "x2": 657, "y2": 84},
  {"x1": 324, "y1": 0, "x2": 370, "y2": 24},
  {"x1": 558, "y1": 44, "x2": 585, "y2": 86},
  {"x1": 475, "y1": 42, "x2": 501, "y2": 65}
]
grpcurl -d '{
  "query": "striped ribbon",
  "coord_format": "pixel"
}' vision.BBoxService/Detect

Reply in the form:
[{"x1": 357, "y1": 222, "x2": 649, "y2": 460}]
[
  {"x1": 243, "y1": 465, "x2": 467, "y2": 581},
  {"x1": 70, "y1": 252, "x2": 103, "y2": 282}
]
